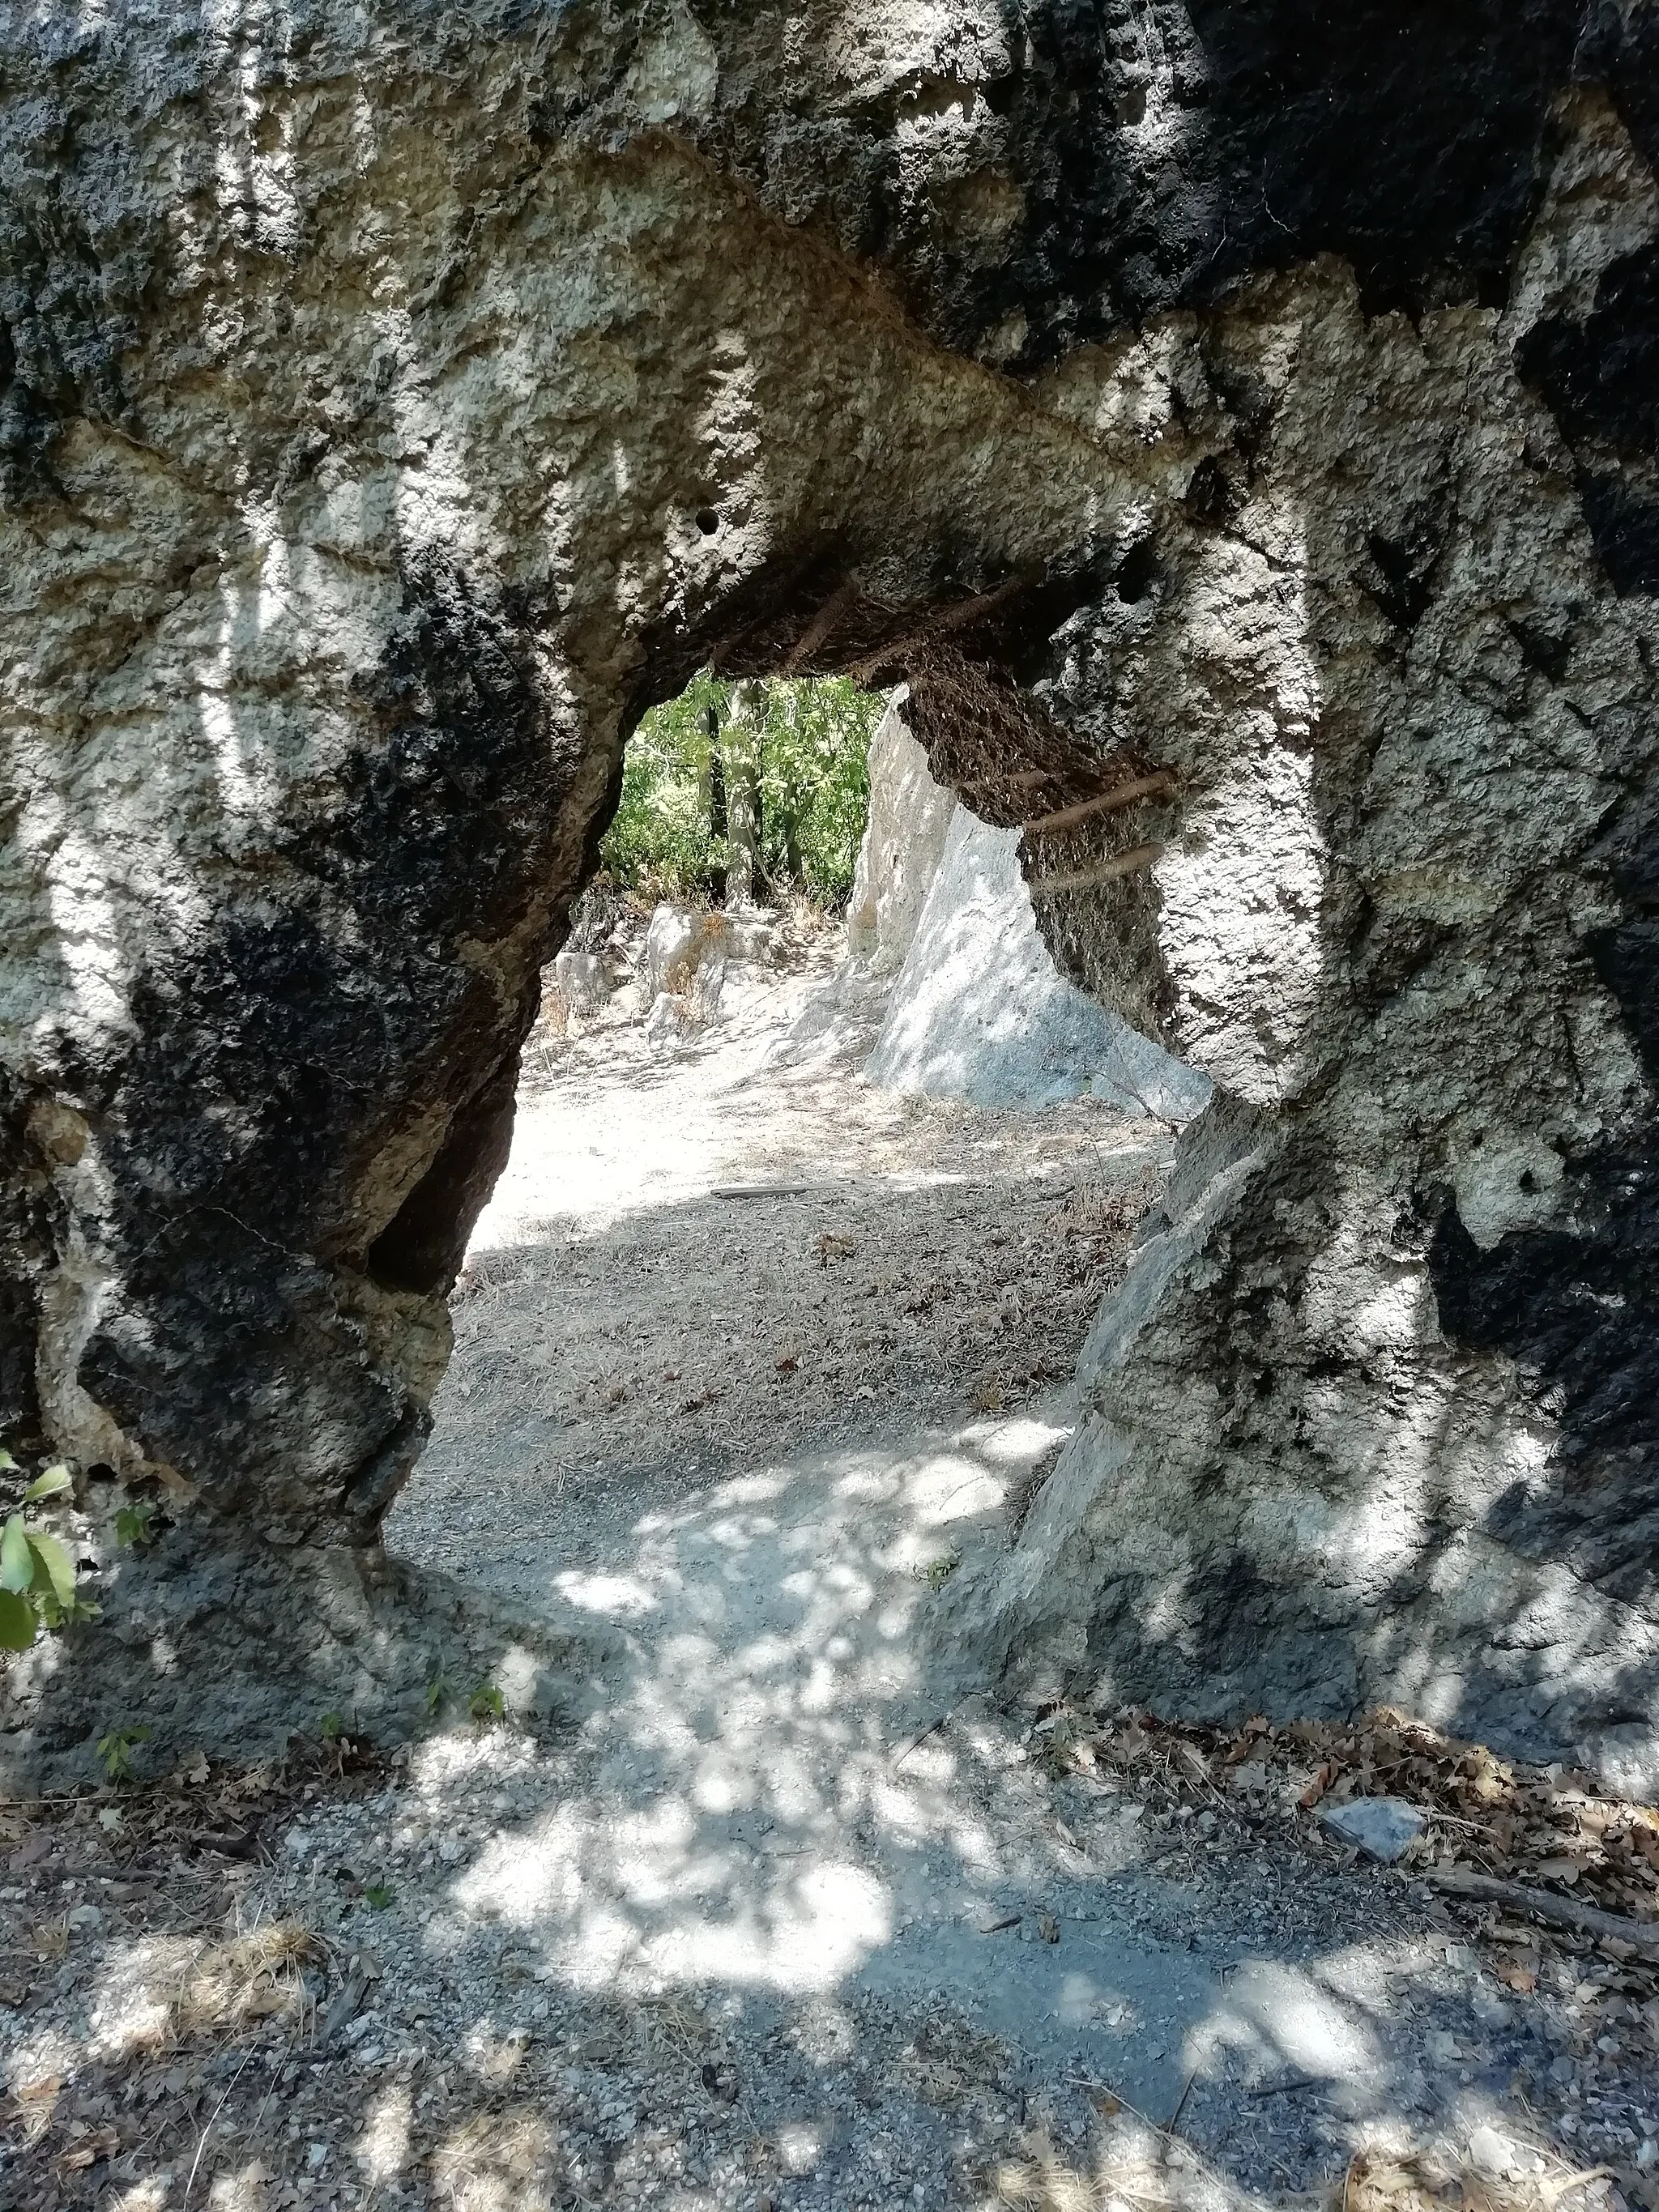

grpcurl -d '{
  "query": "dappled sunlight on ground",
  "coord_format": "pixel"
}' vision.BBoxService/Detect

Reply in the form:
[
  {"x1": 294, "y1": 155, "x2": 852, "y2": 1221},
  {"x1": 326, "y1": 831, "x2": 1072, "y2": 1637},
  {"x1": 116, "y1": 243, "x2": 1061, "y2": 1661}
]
[
  {"x1": 6, "y1": 956, "x2": 1655, "y2": 2208},
  {"x1": 4, "y1": 1395, "x2": 1655, "y2": 2207}
]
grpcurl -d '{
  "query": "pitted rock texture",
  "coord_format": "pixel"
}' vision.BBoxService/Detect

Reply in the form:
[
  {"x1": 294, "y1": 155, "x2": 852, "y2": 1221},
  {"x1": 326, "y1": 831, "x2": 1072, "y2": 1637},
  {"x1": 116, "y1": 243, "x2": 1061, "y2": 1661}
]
[
  {"x1": 947, "y1": 92, "x2": 1659, "y2": 1788},
  {"x1": 0, "y1": 1, "x2": 1657, "y2": 1771}
]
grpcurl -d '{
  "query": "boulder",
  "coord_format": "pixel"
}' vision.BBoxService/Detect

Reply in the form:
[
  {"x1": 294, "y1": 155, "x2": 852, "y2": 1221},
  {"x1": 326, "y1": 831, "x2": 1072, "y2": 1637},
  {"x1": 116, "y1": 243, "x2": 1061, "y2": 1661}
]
[
  {"x1": 723, "y1": 910, "x2": 778, "y2": 965},
  {"x1": 552, "y1": 948, "x2": 611, "y2": 1019},
  {"x1": 643, "y1": 906, "x2": 727, "y2": 1018}
]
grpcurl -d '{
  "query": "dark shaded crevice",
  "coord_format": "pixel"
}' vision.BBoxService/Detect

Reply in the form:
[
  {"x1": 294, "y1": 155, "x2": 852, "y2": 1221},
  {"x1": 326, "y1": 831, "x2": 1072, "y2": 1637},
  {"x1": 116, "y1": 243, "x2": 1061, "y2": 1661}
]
[
  {"x1": 366, "y1": 1053, "x2": 522, "y2": 1298},
  {"x1": 66, "y1": 549, "x2": 569, "y2": 1528},
  {"x1": 1516, "y1": 241, "x2": 1659, "y2": 595},
  {"x1": 1428, "y1": 1168, "x2": 1659, "y2": 1607},
  {"x1": 947, "y1": 0, "x2": 1586, "y2": 369}
]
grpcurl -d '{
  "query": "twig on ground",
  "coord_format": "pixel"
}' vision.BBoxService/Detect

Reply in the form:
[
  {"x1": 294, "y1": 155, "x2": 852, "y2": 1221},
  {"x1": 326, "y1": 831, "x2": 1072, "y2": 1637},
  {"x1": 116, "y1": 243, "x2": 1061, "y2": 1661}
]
[
  {"x1": 1427, "y1": 1865, "x2": 1659, "y2": 1955},
  {"x1": 182, "y1": 2047, "x2": 258, "y2": 2209},
  {"x1": 1163, "y1": 2068, "x2": 1197, "y2": 2137}
]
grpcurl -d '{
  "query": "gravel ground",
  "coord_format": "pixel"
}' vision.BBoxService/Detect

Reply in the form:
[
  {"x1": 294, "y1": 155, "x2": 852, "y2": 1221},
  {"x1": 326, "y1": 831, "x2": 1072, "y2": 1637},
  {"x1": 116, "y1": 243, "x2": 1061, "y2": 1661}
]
[
  {"x1": 388, "y1": 919, "x2": 1166, "y2": 1602},
  {"x1": 4, "y1": 928, "x2": 1657, "y2": 2212}
]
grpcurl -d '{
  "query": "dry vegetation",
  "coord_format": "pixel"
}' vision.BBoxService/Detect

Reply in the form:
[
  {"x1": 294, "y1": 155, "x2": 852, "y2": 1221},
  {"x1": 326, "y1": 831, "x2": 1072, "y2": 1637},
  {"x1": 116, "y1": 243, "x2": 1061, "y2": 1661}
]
[{"x1": 1026, "y1": 1705, "x2": 1659, "y2": 1948}]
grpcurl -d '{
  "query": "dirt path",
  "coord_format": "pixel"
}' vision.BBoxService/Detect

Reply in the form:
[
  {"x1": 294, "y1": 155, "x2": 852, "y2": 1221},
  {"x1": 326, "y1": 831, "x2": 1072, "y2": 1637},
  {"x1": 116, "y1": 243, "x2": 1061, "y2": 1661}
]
[
  {"x1": 2, "y1": 937, "x2": 1653, "y2": 2212},
  {"x1": 390, "y1": 927, "x2": 1164, "y2": 1600}
]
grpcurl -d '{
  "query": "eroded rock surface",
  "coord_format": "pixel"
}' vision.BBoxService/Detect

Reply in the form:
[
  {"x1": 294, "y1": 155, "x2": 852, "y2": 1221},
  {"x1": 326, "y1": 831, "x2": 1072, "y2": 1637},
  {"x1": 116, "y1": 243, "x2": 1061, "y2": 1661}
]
[
  {"x1": 945, "y1": 91, "x2": 1659, "y2": 1787},
  {"x1": 846, "y1": 701, "x2": 959, "y2": 971},
  {"x1": 2, "y1": 1, "x2": 1657, "y2": 1772},
  {"x1": 864, "y1": 730, "x2": 1209, "y2": 1116}
]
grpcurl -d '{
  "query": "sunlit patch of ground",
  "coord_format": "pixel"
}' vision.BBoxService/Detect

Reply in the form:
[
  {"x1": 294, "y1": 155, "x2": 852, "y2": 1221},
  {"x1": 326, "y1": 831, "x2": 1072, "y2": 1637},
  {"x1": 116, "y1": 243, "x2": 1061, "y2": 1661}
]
[{"x1": 6, "y1": 948, "x2": 1657, "y2": 2210}]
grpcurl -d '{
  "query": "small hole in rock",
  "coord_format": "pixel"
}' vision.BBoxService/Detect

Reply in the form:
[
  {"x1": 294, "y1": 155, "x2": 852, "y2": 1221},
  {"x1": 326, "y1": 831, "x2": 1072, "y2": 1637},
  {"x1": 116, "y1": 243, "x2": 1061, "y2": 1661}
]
[
  {"x1": 1115, "y1": 537, "x2": 1160, "y2": 603},
  {"x1": 696, "y1": 509, "x2": 720, "y2": 535}
]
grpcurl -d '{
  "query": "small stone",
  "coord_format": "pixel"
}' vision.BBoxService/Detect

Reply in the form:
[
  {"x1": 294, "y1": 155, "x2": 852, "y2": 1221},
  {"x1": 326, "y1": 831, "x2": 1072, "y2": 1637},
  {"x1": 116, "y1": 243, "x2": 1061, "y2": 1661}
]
[
  {"x1": 1318, "y1": 1796, "x2": 1425, "y2": 1862},
  {"x1": 1468, "y1": 2125, "x2": 1517, "y2": 2180},
  {"x1": 1427, "y1": 2031, "x2": 1461, "y2": 2066}
]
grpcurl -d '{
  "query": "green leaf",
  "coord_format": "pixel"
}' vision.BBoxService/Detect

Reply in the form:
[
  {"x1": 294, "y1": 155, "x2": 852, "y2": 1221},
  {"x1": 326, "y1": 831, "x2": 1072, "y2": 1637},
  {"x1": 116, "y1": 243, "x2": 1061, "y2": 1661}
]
[
  {"x1": 0, "y1": 1587, "x2": 36, "y2": 1650},
  {"x1": 115, "y1": 1499, "x2": 157, "y2": 1548},
  {"x1": 0, "y1": 1515, "x2": 32, "y2": 1593},
  {"x1": 0, "y1": 1447, "x2": 15, "y2": 1471},
  {"x1": 27, "y1": 1529, "x2": 75, "y2": 1608},
  {"x1": 23, "y1": 1464, "x2": 72, "y2": 1503},
  {"x1": 364, "y1": 1883, "x2": 395, "y2": 1910}
]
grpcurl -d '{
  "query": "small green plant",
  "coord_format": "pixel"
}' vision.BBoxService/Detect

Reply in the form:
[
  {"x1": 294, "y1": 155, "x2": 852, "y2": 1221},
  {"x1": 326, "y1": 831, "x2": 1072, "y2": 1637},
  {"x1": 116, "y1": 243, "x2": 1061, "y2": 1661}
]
[
  {"x1": 96, "y1": 1724, "x2": 151, "y2": 1784},
  {"x1": 363, "y1": 1882, "x2": 395, "y2": 1910},
  {"x1": 424, "y1": 1668, "x2": 453, "y2": 1715},
  {"x1": 319, "y1": 1711, "x2": 344, "y2": 1742},
  {"x1": 0, "y1": 1455, "x2": 86, "y2": 1651},
  {"x1": 917, "y1": 1553, "x2": 961, "y2": 1591},
  {"x1": 114, "y1": 1496, "x2": 159, "y2": 1549},
  {"x1": 468, "y1": 1681, "x2": 505, "y2": 1724}
]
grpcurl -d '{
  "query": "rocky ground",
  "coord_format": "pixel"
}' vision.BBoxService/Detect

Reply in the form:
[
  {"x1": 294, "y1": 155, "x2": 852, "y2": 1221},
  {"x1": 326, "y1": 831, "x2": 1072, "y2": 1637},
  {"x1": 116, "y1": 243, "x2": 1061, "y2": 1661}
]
[
  {"x1": 392, "y1": 914, "x2": 1165, "y2": 1602},
  {"x1": 3, "y1": 925, "x2": 1657, "y2": 2212}
]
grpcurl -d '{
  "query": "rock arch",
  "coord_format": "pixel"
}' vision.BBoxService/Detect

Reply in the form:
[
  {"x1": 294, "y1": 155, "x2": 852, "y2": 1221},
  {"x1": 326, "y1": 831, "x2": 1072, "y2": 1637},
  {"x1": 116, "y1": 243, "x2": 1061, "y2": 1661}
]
[{"x1": 2, "y1": 2, "x2": 1658, "y2": 1781}]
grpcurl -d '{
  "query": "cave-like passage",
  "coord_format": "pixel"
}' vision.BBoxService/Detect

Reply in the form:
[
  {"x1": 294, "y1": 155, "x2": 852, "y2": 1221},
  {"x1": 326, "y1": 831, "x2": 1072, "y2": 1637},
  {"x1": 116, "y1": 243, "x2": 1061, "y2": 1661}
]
[{"x1": 362, "y1": 642, "x2": 1280, "y2": 2148}]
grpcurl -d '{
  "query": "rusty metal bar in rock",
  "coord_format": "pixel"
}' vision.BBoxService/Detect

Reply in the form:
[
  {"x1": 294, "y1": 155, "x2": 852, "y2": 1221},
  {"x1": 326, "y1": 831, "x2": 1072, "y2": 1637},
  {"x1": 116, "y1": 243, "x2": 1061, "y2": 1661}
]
[
  {"x1": 1028, "y1": 842, "x2": 1166, "y2": 895},
  {"x1": 1024, "y1": 770, "x2": 1176, "y2": 838}
]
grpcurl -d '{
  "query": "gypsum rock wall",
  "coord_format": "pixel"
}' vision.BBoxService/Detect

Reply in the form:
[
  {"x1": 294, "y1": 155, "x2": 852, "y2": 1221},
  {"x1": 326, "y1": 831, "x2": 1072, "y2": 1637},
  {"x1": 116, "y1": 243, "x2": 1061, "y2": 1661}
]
[
  {"x1": 944, "y1": 93, "x2": 1659, "y2": 1791},
  {"x1": 0, "y1": 0, "x2": 1157, "y2": 1651},
  {"x1": 0, "y1": 0, "x2": 1656, "y2": 1771},
  {"x1": 859, "y1": 716, "x2": 1211, "y2": 1116},
  {"x1": 845, "y1": 701, "x2": 959, "y2": 974}
]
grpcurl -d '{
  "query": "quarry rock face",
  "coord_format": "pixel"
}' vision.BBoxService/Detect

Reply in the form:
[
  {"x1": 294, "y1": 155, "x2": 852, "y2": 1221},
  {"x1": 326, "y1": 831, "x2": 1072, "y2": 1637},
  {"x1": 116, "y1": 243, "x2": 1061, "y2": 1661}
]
[
  {"x1": 863, "y1": 732, "x2": 1211, "y2": 1118},
  {"x1": 847, "y1": 702, "x2": 959, "y2": 972},
  {"x1": 2, "y1": 0, "x2": 1658, "y2": 1772}
]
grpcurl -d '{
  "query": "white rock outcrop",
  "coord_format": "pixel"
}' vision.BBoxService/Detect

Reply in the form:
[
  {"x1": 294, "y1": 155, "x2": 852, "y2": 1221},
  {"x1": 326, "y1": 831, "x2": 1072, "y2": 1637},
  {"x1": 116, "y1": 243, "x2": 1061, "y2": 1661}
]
[
  {"x1": 846, "y1": 701, "x2": 959, "y2": 973},
  {"x1": 864, "y1": 754, "x2": 1210, "y2": 1119}
]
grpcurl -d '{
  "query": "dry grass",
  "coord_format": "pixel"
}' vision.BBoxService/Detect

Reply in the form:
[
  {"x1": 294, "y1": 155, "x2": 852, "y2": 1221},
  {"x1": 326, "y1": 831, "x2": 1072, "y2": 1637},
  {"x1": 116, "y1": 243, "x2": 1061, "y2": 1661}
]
[
  {"x1": 1338, "y1": 2146, "x2": 1617, "y2": 2212},
  {"x1": 431, "y1": 2112, "x2": 561, "y2": 2212},
  {"x1": 981, "y1": 2134, "x2": 1621, "y2": 2212},
  {"x1": 168, "y1": 1922, "x2": 324, "y2": 2040}
]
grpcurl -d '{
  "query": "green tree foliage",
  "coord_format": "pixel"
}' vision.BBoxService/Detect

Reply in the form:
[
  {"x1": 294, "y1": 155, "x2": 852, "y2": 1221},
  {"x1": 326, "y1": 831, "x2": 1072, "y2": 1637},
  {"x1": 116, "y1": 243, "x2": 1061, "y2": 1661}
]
[{"x1": 601, "y1": 674, "x2": 881, "y2": 905}]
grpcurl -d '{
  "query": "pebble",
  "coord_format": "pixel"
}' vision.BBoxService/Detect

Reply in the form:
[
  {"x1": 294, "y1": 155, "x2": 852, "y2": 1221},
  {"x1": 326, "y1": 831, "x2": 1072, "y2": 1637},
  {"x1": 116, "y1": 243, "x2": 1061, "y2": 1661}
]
[
  {"x1": 1468, "y1": 2125, "x2": 1519, "y2": 2180},
  {"x1": 1318, "y1": 1796, "x2": 1426, "y2": 1863}
]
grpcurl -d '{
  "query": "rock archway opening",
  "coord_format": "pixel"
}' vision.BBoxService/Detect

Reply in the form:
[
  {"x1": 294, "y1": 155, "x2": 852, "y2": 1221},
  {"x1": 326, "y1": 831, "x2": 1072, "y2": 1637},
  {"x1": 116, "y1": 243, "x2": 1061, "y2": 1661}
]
[
  {"x1": 9, "y1": 17, "x2": 1659, "y2": 2197},
  {"x1": 382, "y1": 662, "x2": 1202, "y2": 1617},
  {"x1": 4, "y1": 15, "x2": 1659, "y2": 1804}
]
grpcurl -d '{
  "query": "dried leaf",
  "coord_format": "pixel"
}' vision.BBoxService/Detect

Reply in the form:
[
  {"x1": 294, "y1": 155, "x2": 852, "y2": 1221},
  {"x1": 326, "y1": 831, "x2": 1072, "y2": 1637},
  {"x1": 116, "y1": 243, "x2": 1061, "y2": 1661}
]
[{"x1": 58, "y1": 2125, "x2": 120, "y2": 2171}]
